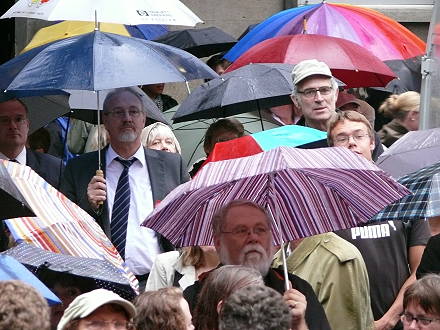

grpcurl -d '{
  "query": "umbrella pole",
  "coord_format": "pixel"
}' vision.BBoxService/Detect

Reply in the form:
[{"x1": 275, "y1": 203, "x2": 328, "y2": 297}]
[
  {"x1": 268, "y1": 210, "x2": 290, "y2": 291},
  {"x1": 257, "y1": 106, "x2": 265, "y2": 131},
  {"x1": 185, "y1": 81, "x2": 191, "y2": 94}
]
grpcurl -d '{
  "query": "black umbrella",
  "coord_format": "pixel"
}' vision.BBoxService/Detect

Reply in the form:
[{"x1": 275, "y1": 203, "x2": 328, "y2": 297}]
[
  {"x1": 154, "y1": 26, "x2": 237, "y2": 58},
  {"x1": 3, "y1": 242, "x2": 137, "y2": 300},
  {"x1": 172, "y1": 63, "x2": 296, "y2": 123},
  {"x1": 374, "y1": 56, "x2": 422, "y2": 93},
  {"x1": 0, "y1": 91, "x2": 71, "y2": 134}
]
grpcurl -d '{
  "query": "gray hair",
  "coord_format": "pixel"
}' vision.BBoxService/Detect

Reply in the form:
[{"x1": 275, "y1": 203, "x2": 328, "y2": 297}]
[
  {"x1": 103, "y1": 87, "x2": 145, "y2": 113},
  {"x1": 219, "y1": 284, "x2": 291, "y2": 330},
  {"x1": 141, "y1": 122, "x2": 181, "y2": 154}
]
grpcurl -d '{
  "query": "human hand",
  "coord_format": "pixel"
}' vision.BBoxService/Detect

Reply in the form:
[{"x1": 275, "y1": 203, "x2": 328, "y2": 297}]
[
  {"x1": 374, "y1": 315, "x2": 399, "y2": 330},
  {"x1": 283, "y1": 288, "x2": 308, "y2": 330},
  {"x1": 87, "y1": 174, "x2": 107, "y2": 210}
]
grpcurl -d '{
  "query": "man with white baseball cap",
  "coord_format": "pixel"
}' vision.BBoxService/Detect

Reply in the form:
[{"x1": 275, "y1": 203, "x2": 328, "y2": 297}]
[
  {"x1": 57, "y1": 289, "x2": 135, "y2": 330},
  {"x1": 291, "y1": 59, "x2": 339, "y2": 132}
]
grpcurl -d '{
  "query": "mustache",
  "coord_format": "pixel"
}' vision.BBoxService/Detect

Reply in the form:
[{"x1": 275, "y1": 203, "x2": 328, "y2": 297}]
[{"x1": 242, "y1": 243, "x2": 267, "y2": 256}]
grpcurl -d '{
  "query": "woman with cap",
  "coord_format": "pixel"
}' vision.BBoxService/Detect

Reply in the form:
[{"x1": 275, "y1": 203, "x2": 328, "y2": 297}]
[{"x1": 57, "y1": 289, "x2": 136, "y2": 330}]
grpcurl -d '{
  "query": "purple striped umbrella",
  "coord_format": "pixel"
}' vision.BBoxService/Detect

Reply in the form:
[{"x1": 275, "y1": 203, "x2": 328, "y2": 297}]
[{"x1": 141, "y1": 146, "x2": 410, "y2": 247}]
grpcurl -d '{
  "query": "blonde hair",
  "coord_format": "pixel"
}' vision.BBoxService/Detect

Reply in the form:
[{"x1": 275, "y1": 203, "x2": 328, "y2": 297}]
[
  {"x1": 379, "y1": 91, "x2": 420, "y2": 120},
  {"x1": 141, "y1": 122, "x2": 181, "y2": 154}
]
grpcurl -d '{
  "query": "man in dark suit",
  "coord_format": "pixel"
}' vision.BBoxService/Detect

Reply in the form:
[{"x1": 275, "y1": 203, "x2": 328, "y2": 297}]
[
  {"x1": 0, "y1": 99, "x2": 63, "y2": 189},
  {"x1": 60, "y1": 87, "x2": 189, "y2": 285}
]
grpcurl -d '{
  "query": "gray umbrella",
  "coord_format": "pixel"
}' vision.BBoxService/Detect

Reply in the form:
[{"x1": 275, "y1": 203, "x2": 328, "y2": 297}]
[
  {"x1": 376, "y1": 127, "x2": 440, "y2": 179},
  {"x1": 3, "y1": 242, "x2": 136, "y2": 300},
  {"x1": 0, "y1": 91, "x2": 71, "y2": 134}
]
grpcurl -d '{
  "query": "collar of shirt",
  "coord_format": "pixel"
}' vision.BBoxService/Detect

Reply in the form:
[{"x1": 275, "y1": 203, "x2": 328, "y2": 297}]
[
  {"x1": 106, "y1": 144, "x2": 147, "y2": 168},
  {"x1": 0, "y1": 147, "x2": 26, "y2": 164}
]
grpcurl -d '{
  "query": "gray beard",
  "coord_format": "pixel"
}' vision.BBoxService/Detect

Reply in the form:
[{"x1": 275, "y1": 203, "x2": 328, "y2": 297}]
[
  {"x1": 118, "y1": 131, "x2": 137, "y2": 142},
  {"x1": 219, "y1": 243, "x2": 273, "y2": 277}
]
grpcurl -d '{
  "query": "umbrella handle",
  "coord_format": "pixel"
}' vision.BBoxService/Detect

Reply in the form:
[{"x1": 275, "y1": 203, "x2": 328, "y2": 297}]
[{"x1": 96, "y1": 169, "x2": 104, "y2": 206}]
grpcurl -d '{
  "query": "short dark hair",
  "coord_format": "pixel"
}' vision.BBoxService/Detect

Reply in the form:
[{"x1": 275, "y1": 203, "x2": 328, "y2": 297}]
[
  {"x1": 203, "y1": 118, "x2": 244, "y2": 154},
  {"x1": 193, "y1": 265, "x2": 263, "y2": 330},
  {"x1": 219, "y1": 284, "x2": 291, "y2": 330},
  {"x1": 327, "y1": 110, "x2": 374, "y2": 146},
  {"x1": 0, "y1": 280, "x2": 50, "y2": 330},
  {"x1": 403, "y1": 274, "x2": 440, "y2": 316},
  {"x1": 206, "y1": 55, "x2": 227, "y2": 69}
]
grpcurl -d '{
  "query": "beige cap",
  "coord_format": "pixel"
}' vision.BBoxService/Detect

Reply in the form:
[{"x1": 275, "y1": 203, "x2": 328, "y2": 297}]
[
  {"x1": 292, "y1": 59, "x2": 332, "y2": 85},
  {"x1": 57, "y1": 289, "x2": 136, "y2": 330}
]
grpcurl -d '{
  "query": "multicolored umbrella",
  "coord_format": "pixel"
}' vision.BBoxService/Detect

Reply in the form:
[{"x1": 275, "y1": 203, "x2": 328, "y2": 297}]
[
  {"x1": 21, "y1": 21, "x2": 168, "y2": 53},
  {"x1": 1, "y1": 160, "x2": 138, "y2": 292},
  {"x1": 203, "y1": 125, "x2": 327, "y2": 165},
  {"x1": 224, "y1": 3, "x2": 425, "y2": 62},
  {"x1": 141, "y1": 146, "x2": 410, "y2": 247},
  {"x1": 225, "y1": 34, "x2": 396, "y2": 88},
  {"x1": 372, "y1": 161, "x2": 440, "y2": 222},
  {"x1": 0, "y1": 254, "x2": 61, "y2": 306},
  {"x1": 4, "y1": 243, "x2": 136, "y2": 300}
]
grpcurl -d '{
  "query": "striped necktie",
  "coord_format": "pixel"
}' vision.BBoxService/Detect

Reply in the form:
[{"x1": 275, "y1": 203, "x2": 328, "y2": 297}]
[{"x1": 111, "y1": 157, "x2": 136, "y2": 259}]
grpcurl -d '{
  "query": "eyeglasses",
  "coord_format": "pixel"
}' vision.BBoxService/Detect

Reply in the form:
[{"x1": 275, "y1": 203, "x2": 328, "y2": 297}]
[
  {"x1": 83, "y1": 320, "x2": 132, "y2": 330},
  {"x1": 104, "y1": 109, "x2": 144, "y2": 118},
  {"x1": 401, "y1": 312, "x2": 440, "y2": 326},
  {"x1": 0, "y1": 116, "x2": 28, "y2": 126},
  {"x1": 334, "y1": 133, "x2": 370, "y2": 145},
  {"x1": 297, "y1": 86, "x2": 333, "y2": 98},
  {"x1": 221, "y1": 225, "x2": 271, "y2": 238}
]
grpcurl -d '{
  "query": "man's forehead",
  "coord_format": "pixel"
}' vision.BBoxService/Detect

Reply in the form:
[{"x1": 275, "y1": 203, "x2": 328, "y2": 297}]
[
  {"x1": 333, "y1": 120, "x2": 369, "y2": 134},
  {"x1": 0, "y1": 100, "x2": 26, "y2": 115},
  {"x1": 297, "y1": 75, "x2": 332, "y2": 89},
  {"x1": 224, "y1": 204, "x2": 269, "y2": 225},
  {"x1": 107, "y1": 91, "x2": 142, "y2": 109}
]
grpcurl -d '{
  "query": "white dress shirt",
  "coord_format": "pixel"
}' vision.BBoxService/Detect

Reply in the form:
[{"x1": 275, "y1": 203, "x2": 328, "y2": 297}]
[
  {"x1": 106, "y1": 145, "x2": 161, "y2": 275},
  {"x1": 0, "y1": 146, "x2": 26, "y2": 164}
]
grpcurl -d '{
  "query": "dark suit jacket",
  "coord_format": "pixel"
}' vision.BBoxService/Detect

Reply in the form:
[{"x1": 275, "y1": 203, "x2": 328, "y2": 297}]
[
  {"x1": 59, "y1": 146, "x2": 189, "y2": 252},
  {"x1": 26, "y1": 148, "x2": 63, "y2": 189}
]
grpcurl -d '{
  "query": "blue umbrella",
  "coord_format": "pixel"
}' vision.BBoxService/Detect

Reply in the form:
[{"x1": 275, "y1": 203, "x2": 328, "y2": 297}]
[
  {"x1": 125, "y1": 24, "x2": 168, "y2": 40},
  {"x1": 0, "y1": 30, "x2": 218, "y2": 92},
  {"x1": 0, "y1": 254, "x2": 61, "y2": 306}
]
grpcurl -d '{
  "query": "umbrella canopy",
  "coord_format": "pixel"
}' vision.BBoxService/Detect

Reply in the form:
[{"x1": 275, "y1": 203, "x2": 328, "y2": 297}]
[
  {"x1": 1, "y1": 0, "x2": 202, "y2": 26},
  {"x1": 224, "y1": 3, "x2": 425, "y2": 62},
  {"x1": 141, "y1": 146, "x2": 410, "y2": 247},
  {"x1": 173, "y1": 63, "x2": 297, "y2": 123},
  {"x1": 0, "y1": 91, "x2": 71, "y2": 134},
  {"x1": 21, "y1": 21, "x2": 168, "y2": 53},
  {"x1": 225, "y1": 34, "x2": 396, "y2": 88},
  {"x1": 1, "y1": 160, "x2": 138, "y2": 292},
  {"x1": 164, "y1": 106, "x2": 281, "y2": 168},
  {"x1": 376, "y1": 56, "x2": 422, "y2": 94},
  {"x1": 206, "y1": 125, "x2": 327, "y2": 164},
  {"x1": 154, "y1": 26, "x2": 237, "y2": 58},
  {"x1": 377, "y1": 128, "x2": 440, "y2": 179},
  {"x1": 0, "y1": 254, "x2": 61, "y2": 306},
  {"x1": 4, "y1": 243, "x2": 136, "y2": 300},
  {"x1": 372, "y1": 161, "x2": 440, "y2": 222},
  {"x1": 0, "y1": 31, "x2": 218, "y2": 92},
  {"x1": 67, "y1": 87, "x2": 170, "y2": 126}
]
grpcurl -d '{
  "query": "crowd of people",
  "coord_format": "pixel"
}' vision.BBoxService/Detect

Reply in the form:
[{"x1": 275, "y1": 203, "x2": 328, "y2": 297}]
[{"x1": 0, "y1": 57, "x2": 439, "y2": 330}]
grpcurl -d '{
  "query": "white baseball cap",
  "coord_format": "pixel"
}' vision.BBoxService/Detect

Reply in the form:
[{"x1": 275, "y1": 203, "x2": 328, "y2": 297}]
[{"x1": 292, "y1": 59, "x2": 332, "y2": 85}]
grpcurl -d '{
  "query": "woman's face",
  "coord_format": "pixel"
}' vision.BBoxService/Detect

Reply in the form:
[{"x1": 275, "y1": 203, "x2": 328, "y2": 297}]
[
  {"x1": 148, "y1": 133, "x2": 177, "y2": 153},
  {"x1": 402, "y1": 303, "x2": 440, "y2": 330},
  {"x1": 179, "y1": 298, "x2": 195, "y2": 330}
]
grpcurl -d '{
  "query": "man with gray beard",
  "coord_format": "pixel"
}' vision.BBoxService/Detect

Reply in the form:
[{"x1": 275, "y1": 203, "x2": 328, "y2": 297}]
[
  {"x1": 60, "y1": 87, "x2": 189, "y2": 288},
  {"x1": 183, "y1": 200, "x2": 330, "y2": 330}
]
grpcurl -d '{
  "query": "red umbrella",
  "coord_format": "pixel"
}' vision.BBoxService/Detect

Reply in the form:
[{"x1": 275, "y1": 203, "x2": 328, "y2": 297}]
[{"x1": 225, "y1": 34, "x2": 397, "y2": 88}]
